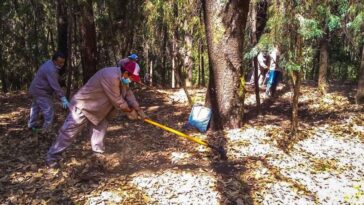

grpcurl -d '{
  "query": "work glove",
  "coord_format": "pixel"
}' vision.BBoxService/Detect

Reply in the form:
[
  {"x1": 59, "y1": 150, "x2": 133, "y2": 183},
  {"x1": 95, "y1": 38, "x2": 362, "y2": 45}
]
[
  {"x1": 60, "y1": 96, "x2": 69, "y2": 109},
  {"x1": 136, "y1": 109, "x2": 148, "y2": 120},
  {"x1": 121, "y1": 107, "x2": 132, "y2": 113},
  {"x1": 126, "y1": 109, "x2": 139, "y2": 120}
]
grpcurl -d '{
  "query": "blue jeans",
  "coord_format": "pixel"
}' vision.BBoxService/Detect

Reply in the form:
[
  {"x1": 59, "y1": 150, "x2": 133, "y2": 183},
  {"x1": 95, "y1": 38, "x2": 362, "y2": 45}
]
[{"x1": 266, "y1": 70, "x2": 281, "y2": 97}]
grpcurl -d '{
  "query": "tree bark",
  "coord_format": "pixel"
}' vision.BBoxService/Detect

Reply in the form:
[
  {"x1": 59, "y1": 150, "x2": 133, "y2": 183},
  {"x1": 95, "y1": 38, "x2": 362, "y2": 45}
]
[
  {"x1": 0, "y1": 70, "x2": 7, "y2": 93},
  {"x1": 0, "y1": 17, "x2": 8, "y2": 93},
  {"x1": 56, "y1": 0, "x2": 68, "y2": 79},
  {"x1": 0, "y1": 49, "x2": 8, "y2": 93},
  {"x1": 356, "y1": 45, "x2": 364, "y2": 104},
  {"x1": 161, "y1": 24, "x2": 168, "y2": 86},
  {"x1": 291, "y1": 70, "x2": 301, "y2": 134},
  {"x1": 30, "y1": 0, "x2": 40, "y2": 68},
  {"x1": 79, "y1": 0, "x2": 98, "y2": 84},
  {"x1": 202, "y1": 0, "x2": 250, "y2": 130},
  {"x1": 149, "y1": 59, "x2": 153, "y2": 86},
  {"x1": 253, "y1": 57, "x2": 261, "y2": 113},
  {"x1": 198, "y1": 41, "x2": 201, "y2": 86},
  {"x1": 318, "y1": 32, "x2": 329, "y2": 94},
  {"x1": 66, "y1": 2, "x2": 73, "y2": 99},
  {"x1": 172, "y1": 34, "x2": 176, "y2": 88},
  {"x1": 105, "y1": 1, "x2": 118, "y2": 64},
  {"x1": 56, "y1": 0, "x2": 68, "y2": 55},
  {"x1": 251, "y1": 1, "x2": 261, "y2": 115},
  {"x1": 291, "y1": 35, "x2": 303, "y2": 135},
  {"x1": 184, "y1": 33, "x2": 193, "y2": 87},
  {"x1": 199, "y1": 9, "x2": 206, "y2": 87},
  {"x1": 201, "y1": 44, "x2": 205, "y2": 87}
]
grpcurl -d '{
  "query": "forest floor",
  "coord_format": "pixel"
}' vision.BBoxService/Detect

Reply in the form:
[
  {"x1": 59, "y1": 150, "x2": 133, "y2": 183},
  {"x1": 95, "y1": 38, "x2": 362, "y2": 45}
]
[{"x1": 0, "y1": 82, "x2": 363, "y2": 205}]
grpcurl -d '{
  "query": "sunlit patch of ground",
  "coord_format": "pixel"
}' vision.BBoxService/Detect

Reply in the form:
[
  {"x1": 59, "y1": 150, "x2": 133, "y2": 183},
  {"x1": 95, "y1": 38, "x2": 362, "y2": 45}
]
[
  {"x1": 226, "y1": 83, "x2": 364, "y2": 204},
  {"x1": 131, "y1": 170, "x2": 220, "y2": 204},
  {"x1": 226, "y1": 125, "x2": 364, "y2": 204}
]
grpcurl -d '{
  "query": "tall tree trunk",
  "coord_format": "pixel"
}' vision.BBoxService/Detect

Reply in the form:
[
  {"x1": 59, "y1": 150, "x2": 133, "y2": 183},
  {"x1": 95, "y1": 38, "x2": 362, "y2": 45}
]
[
  {"x1": 312, "y1": 48, "x2": 320, "y2": 81},
  {"x1": 0, "y1": 70, "x2": 7, "y2": 93},
  {"x1": 0, "y1": 18, "x2": 8, "y2": 93},
  {"x1": 79, "y1": 0, "x2": 98, "y2": 84},
  {"x1": 0, "y1": 50, "x2": 8, "y2": 93},
  {"x1": 201, "y1": 44, "x2": 205, "y2": 87},
  {"x1": 291, "y1": 36, "x2": 303, "y2": 135},
  {"x1": 49, "y1": 26, "x2": 56, "y2": 52},
  {"x1": 56, "y1": 0, "x2": 68, "y2": 79},
  {"x1": 72, "y1": 13, "x2": 81, "y2": 88},
  {"x1": 253, "y1": 57, "x2": 261, "y2": 112},
  {"x1": 105, "y1": 1, "x2": 118, "y2": 64},
  {"x1": 356, "y1": 45, "x2": 364, "y2": 104},
  {"x1": 30, "y1": 0, "x2": 40, "y2": 68},
  {"x1": 149, "y1": 59, "x2": 153, "y2": 86},
  {"x1": 318, "y1": 32, "x2": 329, "y2": 94},
  {"x1": 144, "y1": 42, "x2": 149, "y2": 76},
  {"x1": 56, "y1": 0, "x2": 68, "y2": 55},
  {"x1": 291, "y1": 70, "x2": 301, "y2": 134},
  {"x1": 198, "y1": 41, "x2": 201, "y2": 86},
  {"x1": 202, "y1": 0, "x2": 250, "y2": 130},
  {"x1": 172, "y1": 43, "x2": 176, "y2": 88},
  {"x1": 251, "y1": 1, "x2": 261, "y2": 115},
  {"x1": 66, "y1": 2, "x2": 73, "y2": 99},
  {"x1": 199, "y1": 8, "x2": 206, "y2": 87},
  {"x1": 184, "y1": 33, "x2": 193, "y2": 87},
  {"x1": 161, "y1": 25, "x2": 168, "y2": 86},
  {"x1": 172, "y1": 30, "x2": 177, "y2": 88}
]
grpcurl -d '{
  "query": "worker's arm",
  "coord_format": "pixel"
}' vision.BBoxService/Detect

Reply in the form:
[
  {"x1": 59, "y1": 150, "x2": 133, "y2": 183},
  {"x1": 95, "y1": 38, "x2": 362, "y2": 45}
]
[
  {"x1": 125, "y1": 89, "x2": 147, "y2": 119},
  {"x1": 46, "y1": 69, "x2": 65, "y2": 99}
]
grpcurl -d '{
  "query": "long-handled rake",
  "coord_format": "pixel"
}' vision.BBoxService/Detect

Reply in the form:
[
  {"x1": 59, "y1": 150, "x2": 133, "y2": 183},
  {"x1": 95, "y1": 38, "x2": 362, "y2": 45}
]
[{"x1": 143, "y1": 118, "x2": 227, "y2": 160}]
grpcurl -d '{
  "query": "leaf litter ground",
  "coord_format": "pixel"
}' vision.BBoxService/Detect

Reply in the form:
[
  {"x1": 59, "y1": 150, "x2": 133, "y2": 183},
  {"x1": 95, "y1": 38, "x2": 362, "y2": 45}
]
[{"x1": 0, "y1": 82, "x2": 363, "y2": 204}]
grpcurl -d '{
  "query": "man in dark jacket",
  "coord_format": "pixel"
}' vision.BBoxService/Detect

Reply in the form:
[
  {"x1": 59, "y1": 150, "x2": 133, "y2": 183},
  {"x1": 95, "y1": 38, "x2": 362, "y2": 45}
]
[{"x1": 28, "y1": 51, "x2": 69, "y2": 133}]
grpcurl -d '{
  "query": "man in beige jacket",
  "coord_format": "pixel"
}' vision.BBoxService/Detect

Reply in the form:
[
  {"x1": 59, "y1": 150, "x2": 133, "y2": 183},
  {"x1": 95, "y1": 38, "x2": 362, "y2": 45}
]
[{"x1": 46, "y1": 64, "x2": 146, "y2": 168}]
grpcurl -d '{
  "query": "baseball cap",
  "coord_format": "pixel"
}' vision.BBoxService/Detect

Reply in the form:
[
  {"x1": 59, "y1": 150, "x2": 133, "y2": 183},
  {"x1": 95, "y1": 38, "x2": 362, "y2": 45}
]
[
  {"x1": 128, "y1": 54, "x2": 138, "y2": 60},
  {"x1": 123, "y1": 62, "x2": 141, "y2": 82}
]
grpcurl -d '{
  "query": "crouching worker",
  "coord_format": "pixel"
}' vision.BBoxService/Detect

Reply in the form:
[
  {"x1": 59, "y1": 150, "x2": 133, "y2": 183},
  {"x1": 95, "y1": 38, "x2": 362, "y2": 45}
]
[{"x1": 45, "y1": 64, "x2": 147, "y2": 168}]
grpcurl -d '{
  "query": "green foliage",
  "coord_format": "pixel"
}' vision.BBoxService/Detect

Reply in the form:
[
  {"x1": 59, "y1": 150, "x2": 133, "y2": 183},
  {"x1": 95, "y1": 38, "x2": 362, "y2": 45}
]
[
  {"x1": 244, "y1": 46, "x2": 259, "y2": 61},
  {"x1": 284, "y1": 59, "x2": 301, "y2": 72},
  {"x1": 244, "y1": 35, "x2": 273, "y2": 60},
  {"x1": 328, "y1": 14, "x2": 341, "y2": 31},
  {"x1": 0, "y1": 0, "x2": 362, "y2": 92},
  {"x1": 349, "y1": 11, "x2": 364, "y2": 33},
  {"x1": 0, "y1": 0, "x2": 56, "y2": 90},
  {"x1": 296, "y1": 15, "x2": 324, "y2": 40}
]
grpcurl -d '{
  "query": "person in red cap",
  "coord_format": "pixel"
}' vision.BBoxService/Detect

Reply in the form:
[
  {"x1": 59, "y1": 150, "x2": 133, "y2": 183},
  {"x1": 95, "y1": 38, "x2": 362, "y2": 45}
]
[{"x1": 45, "y1": 61, "x2": 147, "y2": 168}]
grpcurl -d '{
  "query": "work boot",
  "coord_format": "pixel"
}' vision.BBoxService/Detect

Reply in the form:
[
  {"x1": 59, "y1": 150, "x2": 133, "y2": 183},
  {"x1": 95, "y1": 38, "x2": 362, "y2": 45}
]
[
  {"x1": 29, "y1": 126, "x2": 42, "y2": 134},
  {"x1": 46, "y1": 160, "x2": 60, "y2": 169}
]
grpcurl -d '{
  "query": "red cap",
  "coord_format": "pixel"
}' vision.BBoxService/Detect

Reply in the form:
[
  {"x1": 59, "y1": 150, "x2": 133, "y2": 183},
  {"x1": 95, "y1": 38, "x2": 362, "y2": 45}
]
[{"x1": 123, "y1": 62, "x2": 141, "y2": 83}]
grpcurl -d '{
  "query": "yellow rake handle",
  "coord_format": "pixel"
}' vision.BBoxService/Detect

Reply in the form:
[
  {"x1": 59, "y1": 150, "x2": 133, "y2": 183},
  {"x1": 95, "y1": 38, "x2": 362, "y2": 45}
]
[{"x1": 144, "y1": 118, "x2": 209, "y2": 147}]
